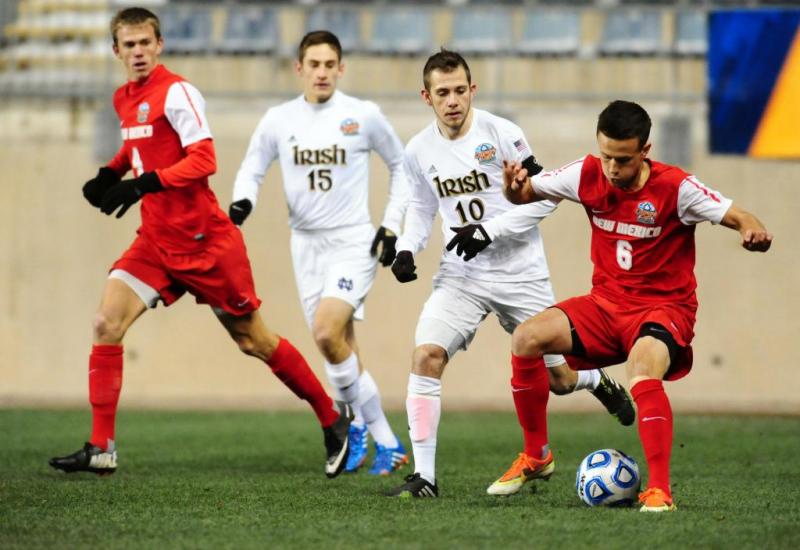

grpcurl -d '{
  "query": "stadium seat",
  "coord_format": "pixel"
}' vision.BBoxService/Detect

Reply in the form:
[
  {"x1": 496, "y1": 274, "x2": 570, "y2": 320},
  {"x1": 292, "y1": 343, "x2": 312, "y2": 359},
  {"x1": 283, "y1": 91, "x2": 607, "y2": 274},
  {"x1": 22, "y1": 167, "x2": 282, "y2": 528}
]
[
  {"x1": 673, "y1": 10, "x2": 707, "y2": 57},
  {"x1": 367, "y1": 9, "x2": 433, "y2": 56},
  {"x1": 159, "y1": 6, "x2": 213, "y2": 55},
  {"x1": 305, "y1": 8, "x2": 362, "y2": 53},
  {"x1": 451, "y1": 9, "x2": 513, "y2": 55},
  {"x1": 218, "y1": 5, "x2": 279, "y2": 55},
  {"x1": 516, "y1": 9, "x2": 581, "y2": 56},
  {"x1": 599, "y1": 9, "x2": 665, "y2": 56}
]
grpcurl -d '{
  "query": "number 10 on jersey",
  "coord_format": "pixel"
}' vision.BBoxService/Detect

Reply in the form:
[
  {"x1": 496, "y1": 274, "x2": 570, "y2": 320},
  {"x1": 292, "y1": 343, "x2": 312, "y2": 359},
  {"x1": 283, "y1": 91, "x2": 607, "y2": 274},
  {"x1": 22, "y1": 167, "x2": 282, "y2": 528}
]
[{"x1": 308, "y1": 169, "x2": 332, "y2": 191}]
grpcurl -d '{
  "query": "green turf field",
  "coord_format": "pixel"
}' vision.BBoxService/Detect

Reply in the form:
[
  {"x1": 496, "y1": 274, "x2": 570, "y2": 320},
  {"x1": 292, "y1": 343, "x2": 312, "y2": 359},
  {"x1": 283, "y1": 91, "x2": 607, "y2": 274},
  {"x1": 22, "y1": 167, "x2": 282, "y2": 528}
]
[{"x1": 1, "y1": 409, "x2": 798, "y2": 549}]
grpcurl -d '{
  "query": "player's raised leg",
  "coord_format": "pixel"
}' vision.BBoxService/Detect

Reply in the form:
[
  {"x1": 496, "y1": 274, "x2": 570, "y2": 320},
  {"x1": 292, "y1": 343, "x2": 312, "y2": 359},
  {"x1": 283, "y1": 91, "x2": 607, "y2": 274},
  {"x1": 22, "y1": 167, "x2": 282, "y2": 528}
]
[
  {"x1": 49, "y1": 276, "x2": 148, "y2": 475},
  {"x1": 626, "y1": 333, "x2": 676, "y2": 512},
  {"x1": 487, "y1": 308, "x2": 573, "y2": 495},
  {"x1": 314, "y1": 298, "x2": 405, "y2": 474},
  {"x1": 216, "y1": 308, "x2": 352, "y2": 478}
]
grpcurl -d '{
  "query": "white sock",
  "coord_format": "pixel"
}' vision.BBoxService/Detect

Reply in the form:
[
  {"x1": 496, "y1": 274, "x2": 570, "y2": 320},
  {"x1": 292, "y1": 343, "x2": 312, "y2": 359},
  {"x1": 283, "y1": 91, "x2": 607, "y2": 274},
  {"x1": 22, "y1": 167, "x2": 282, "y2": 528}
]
[
  {"x1": 575, "y1": 369, "x2": 601, "y2": 392},
  {"x1": 407, "y1": 373, "x2": 442, "y2": 484},
  {"x1": 358, "y1": 371, "x2": 398, "y2": 448},
  {"x1": 324, "y1": 352, "x2": 360, "y2": 404}
]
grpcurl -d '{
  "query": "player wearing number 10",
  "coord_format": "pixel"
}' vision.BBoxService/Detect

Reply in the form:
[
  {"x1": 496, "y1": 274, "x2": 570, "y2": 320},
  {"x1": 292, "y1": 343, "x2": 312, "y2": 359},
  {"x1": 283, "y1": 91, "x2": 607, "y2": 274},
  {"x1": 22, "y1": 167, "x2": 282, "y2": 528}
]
[
  {"x1": 230, "y1": 31, "x2": 409, "y2": 475},
  {"x1": 49, "y1": 8, "x2": 352, "y2": 479}
]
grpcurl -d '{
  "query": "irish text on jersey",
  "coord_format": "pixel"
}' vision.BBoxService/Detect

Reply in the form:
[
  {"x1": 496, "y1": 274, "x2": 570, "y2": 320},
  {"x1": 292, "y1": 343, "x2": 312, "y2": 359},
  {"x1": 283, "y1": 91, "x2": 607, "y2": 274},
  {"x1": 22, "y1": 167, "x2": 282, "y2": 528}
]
[
  {"x1": 293, "y1": 144, "x2": 347, "y2": 166},
  {"x1": 435, "y1": 170, "x2": 490, "y2": 198}
]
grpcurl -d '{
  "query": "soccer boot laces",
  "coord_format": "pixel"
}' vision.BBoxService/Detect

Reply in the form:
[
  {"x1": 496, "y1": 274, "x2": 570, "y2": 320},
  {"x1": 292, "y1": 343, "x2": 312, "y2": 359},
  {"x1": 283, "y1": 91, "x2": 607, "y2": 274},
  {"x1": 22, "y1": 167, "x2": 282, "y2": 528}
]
[
  {"x1": 591, "y1": 369, "x2": 636, "y2": 426},
  {"x1": 368, "y1": 440, "x2": 409, "y2": 476},
  {"x1": 486, "y1": 450, "x2": 555, "y2": 495}
]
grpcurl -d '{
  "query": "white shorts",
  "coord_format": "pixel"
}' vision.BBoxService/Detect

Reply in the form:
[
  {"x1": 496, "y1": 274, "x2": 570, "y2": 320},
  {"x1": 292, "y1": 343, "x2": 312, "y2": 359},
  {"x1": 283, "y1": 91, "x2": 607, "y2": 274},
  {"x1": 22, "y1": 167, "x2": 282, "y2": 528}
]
[
  {"x1": 290, "y1": 223, "x2": 378, "y2": 327},
  {"x1": 415, "y1": 275, "x2": 566, "y2": 367}
]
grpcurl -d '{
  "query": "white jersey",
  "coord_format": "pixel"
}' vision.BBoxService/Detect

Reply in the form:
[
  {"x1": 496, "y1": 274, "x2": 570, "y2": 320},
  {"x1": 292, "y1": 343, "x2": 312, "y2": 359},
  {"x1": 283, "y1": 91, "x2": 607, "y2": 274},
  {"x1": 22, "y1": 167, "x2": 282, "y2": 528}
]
[
  {"x1": 233, "y1": 90, "x2": 408, "y2": 232},
  {"x1": 397, "y1": 109, "x2": 557, "y2": 282}
]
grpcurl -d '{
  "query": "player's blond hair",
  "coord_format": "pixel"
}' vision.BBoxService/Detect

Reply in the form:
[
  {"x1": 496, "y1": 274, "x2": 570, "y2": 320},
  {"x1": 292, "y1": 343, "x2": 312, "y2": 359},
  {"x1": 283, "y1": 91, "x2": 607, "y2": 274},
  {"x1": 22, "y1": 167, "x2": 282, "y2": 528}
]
[{"x1": 110, "y1": 7, "x2": 161, "y2": 46}]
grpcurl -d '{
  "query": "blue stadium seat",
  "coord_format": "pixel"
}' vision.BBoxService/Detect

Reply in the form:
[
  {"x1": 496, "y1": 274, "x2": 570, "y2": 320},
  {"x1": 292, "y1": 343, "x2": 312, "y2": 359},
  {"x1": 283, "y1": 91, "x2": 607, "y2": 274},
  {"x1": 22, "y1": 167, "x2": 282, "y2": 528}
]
[
  {"x1": 368, "y1": 9, "x2": 433, "y2": 55},
  {"x1": 674, "y1": 10, "x2": 707, "y2": 57},
  {"x1": 451, "y1": 9, "x2": 513, "y2": 55},
  {"x1": 218, "y1": 6, "x2": 279, "y2": 55},
  {"x1": 599, "y1": 10, "x2": 665, "y2": 56},
  {"x1": 159, "y1": 6, "x2": 213, "y2": 55},
  {"x1": 516, "y1": 9, "x2": 581, "y2": 56},
  {"x1": 305, "y1": 8, "x2": 361, "y2": 53}
]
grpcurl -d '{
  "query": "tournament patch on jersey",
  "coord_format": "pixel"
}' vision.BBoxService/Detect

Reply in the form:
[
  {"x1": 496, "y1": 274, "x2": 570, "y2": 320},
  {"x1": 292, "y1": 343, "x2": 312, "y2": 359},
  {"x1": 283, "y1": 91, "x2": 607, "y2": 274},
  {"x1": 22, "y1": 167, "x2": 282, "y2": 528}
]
[
  {"x1": 137, "y1": 102, "x2": 151, "y2": 123},
  {"x1": 340, "y1": 118, "x2": 359, "y2": 136},
  {"x1": 474, "y1": 143, "x2": 497, "y2": 164},
  {"x1": 636, "y1": 201, "x2": 658, "y2": 225}
]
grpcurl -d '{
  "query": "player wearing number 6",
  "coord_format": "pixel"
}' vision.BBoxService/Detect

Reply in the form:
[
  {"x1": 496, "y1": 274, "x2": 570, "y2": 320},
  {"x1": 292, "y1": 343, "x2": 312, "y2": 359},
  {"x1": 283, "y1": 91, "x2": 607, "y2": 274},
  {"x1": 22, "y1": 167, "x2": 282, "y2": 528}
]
[
  {"x1": 491, "y1": 99, "x2": 773, "y2": 512},
  {"x1": 231, "y1": 31, "x2": 410, "y2": 475},
  {"x1": 386, "y1": 50, "x2": 634, "y2": 498},
  {"x1": 50, "y1": 8, "x2": 354, "y2": 479}
]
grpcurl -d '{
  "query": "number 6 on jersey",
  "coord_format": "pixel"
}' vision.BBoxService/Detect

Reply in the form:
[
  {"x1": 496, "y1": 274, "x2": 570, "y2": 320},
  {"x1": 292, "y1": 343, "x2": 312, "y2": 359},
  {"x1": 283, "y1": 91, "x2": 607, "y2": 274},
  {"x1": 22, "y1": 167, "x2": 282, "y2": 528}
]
[{"x1": 616, "y1": 240, "x2": 633, "y2": 270}]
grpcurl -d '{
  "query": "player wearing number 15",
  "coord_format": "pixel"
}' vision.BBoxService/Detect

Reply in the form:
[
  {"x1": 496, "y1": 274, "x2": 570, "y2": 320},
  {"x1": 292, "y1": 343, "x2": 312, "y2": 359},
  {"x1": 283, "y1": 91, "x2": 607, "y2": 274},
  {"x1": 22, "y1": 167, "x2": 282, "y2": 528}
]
[
  {"x1": 231, "y1": 31, "x2": 409, "y2": 475},
  {"x1": 49, "y1": 8, "x2": 353, "y2": 479}
]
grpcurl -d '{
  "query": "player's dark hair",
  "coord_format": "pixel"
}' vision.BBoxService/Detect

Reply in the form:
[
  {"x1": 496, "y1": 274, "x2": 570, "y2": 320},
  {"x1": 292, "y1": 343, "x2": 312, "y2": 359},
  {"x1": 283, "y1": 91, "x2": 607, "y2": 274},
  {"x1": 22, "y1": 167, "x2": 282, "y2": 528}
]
[
  {"x1": 298, "y1": 31, "x2": 342, "y2": 62},
  {"x1": 423, "y1": 48, "x2": 471, "y2": 91},
  {"x1": 597, "y1": 100, "x2": 651, "y2": 149},
  {"x1": 110, "y1": 7, "x2": 161, "y2": 46}
]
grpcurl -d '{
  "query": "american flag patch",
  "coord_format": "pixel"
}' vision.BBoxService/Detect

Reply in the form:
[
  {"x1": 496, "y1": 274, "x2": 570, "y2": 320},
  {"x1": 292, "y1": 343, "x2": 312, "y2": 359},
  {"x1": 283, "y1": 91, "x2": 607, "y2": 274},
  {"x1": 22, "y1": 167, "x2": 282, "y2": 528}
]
[{"x1": 513, "y1": 139, "x2": 530, "y2": 156}]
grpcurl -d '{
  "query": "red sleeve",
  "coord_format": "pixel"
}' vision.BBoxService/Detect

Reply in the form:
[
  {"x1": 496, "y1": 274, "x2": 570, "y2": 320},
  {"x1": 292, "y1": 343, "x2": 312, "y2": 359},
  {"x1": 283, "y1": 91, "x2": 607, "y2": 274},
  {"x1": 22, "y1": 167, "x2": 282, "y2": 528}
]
[
  {"x1": 155, "y1": 138, "x2": 217, "y2": 188},
  {"x1": 106, "y1": 146, "x2": 131, "y2": 177}
]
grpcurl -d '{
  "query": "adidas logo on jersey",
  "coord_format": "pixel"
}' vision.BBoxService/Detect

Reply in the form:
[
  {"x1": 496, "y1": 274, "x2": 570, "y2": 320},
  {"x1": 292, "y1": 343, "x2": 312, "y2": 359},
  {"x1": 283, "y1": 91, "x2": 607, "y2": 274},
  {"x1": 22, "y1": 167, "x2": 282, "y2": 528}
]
[
  {"x1": 288, "y1": 135, "x2": 297, "y2": 143},
  {"x1": 434, "y1": 169, "x2": 490, "y2": 198},
  {"x1": 428, "y1": 165, "x2": 437, "y2": 174}
]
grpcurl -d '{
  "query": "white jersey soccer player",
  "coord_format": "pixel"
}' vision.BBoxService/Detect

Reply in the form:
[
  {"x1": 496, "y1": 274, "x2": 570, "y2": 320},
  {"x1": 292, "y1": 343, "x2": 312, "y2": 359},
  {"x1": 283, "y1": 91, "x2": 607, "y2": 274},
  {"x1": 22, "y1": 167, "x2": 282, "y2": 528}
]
[
  {"x1": 387, "y1": 50, "x2": 634, "y2": 498},
  {"x1": 231, "y1": 32, "x2": 409, "y2": 475}
]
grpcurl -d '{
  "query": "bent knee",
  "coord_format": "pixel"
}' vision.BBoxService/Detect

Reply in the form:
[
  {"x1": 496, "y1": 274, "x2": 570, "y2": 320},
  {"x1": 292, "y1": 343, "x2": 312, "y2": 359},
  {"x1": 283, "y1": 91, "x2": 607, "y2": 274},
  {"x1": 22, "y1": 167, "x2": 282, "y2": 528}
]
[
  {"x1": 412, "y1": 345, "x2": 447, "y2": 378},
  {"x1": 312, "y1": 323, "x2": 346, "y2": 358},
  {"x1": 92, "y1": 312, "x2": 125, "y2": 343},
  {"x1": 548, "y1": 366, "x2": 576, "y2": 395},
  {"x1": 511, "y1": 323, "x2": 547, "y2": 357}
]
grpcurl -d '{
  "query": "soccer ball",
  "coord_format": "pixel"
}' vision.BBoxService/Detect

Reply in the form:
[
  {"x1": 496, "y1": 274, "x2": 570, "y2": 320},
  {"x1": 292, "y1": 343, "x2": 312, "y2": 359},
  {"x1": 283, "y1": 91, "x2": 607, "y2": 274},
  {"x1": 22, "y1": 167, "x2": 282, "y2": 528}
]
[{"x1": 575, "y1": 449, "x2": 641, "y2": 507}]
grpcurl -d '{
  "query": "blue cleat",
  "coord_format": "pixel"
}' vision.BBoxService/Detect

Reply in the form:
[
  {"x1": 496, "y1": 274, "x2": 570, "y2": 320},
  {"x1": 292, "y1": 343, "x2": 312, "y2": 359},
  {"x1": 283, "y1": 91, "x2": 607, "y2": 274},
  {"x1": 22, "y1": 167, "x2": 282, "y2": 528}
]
[
  {"x1": 368, "y1": 440, "x2": 409, "y2": 476},
  {"x1": 344, "y1": 424, "x2": 368, "y2": 473}
]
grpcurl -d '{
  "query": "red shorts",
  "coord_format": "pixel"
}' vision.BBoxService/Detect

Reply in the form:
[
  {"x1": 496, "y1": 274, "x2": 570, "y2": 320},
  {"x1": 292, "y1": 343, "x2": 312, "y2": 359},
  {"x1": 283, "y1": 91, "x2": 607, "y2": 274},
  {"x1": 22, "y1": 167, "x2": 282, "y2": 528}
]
[
  {"x1": 555, "y1": 293, "x2": 695, "y2": 381},
  {"x1": 112, "y1": 228, "x2": 262, "y2": 316}
]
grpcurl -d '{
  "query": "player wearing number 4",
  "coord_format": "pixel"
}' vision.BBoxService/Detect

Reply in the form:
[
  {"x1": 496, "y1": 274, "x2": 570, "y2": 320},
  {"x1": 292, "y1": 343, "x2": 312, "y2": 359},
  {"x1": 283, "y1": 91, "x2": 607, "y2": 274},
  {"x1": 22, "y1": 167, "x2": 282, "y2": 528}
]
[
  {"x1": 49, "y1": 8, "x2": 353, "y2": 479},
  {"x1": 230, "y1": 31, "x2": 409, "y2": 475},
  {"x1": 463, "y1": 99, "x2": 772, "y2": 511},
  {"x1": 386, "y1": 50, "x2": 635, "y2": 499}
]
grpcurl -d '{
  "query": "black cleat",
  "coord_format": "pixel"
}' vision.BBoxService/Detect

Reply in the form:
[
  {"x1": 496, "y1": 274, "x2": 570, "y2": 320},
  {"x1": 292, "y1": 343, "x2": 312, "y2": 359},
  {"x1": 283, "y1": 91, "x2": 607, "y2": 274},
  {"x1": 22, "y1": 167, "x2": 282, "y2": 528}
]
[
  {"x1": 591, "y1": 369, "x2": 636, "y2": 426},
  {"x1": 49, "y1": 442, "x2": 117, "y2": 475},
  {"x1": 386, "y1": 473, "x2": 439, "y2": 498},
  {"x1": 323, "y1": 401, "x2": 353, "y2": 478}
]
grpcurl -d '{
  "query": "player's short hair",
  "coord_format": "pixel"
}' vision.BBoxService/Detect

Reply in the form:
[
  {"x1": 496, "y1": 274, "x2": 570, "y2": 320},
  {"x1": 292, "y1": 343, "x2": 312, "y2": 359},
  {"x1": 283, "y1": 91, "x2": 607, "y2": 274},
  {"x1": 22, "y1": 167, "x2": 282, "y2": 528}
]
[
  {"x1": 298, "y1": 31, "x2": 342, "y2": 62},
  {"x1": 423, "y1": 48, "x2": 471, "y2": 91},
  {"x1": 597, "y1": 100, "x2": 652, "y2": 149},
  {"x1": 110, "y1": 7, "x2": 161, "y2": 46}
]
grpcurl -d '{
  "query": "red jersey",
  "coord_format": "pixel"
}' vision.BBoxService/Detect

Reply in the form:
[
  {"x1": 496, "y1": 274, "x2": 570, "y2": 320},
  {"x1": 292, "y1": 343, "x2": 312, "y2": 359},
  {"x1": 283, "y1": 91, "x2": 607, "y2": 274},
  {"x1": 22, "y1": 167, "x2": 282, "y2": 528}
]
[
  {"x1": 531, "y1": 155, "x2": 732, "y2": 307},
  {"x1": 109, "y1": 64, "x2": 230, "y2": 253}
]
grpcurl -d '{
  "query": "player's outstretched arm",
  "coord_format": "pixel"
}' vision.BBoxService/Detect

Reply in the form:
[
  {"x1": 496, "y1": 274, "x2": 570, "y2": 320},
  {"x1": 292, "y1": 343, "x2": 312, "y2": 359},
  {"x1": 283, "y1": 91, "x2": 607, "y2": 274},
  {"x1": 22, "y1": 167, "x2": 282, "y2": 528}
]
[
  {"x1": 502, "y1": 160, "x2": 537, "y2": 204},
  {"x1": 720, "y1": 204, "x2": 773, "y2": 252}
]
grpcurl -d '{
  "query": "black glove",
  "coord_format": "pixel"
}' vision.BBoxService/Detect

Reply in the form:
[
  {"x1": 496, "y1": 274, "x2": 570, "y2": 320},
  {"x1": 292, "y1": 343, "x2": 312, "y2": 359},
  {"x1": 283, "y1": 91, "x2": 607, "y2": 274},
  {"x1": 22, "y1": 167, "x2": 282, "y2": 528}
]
[
  {"x1": 370, "y1": 226, "x2": 397, "y2": 267},
  {"x1": 83, "y1": 167, "x2": 120, "y2": 208},
  {"x1": 446, "y1": 224, "x2": 492, "y2": 261},
  {"x1": 100, "y1": 171, "x2": 163, "y2": 219},
  {"x1": 228, "y1": 199, "x2": 253, "y2": 226},
  {"x1": 391, "y1": 250, "x2": 417, "y2": 283}
]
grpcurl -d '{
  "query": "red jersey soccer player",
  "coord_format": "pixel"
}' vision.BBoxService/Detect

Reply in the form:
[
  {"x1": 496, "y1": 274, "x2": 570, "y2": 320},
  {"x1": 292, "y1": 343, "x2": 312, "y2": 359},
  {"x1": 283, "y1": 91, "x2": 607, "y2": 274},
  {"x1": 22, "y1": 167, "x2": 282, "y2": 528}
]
[
  {"x1": 455, "y1": 100, "x2": 772, "y2": 511},
  {"x1": 49, "y1": 7, "x2": 352, "y2": 479}
]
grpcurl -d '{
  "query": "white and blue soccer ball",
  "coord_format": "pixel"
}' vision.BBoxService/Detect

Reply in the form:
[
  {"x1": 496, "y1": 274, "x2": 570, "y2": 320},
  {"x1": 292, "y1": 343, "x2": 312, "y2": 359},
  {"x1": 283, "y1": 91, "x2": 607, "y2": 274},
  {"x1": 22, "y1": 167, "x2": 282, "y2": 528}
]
[{"x1": 576, "y1": 449, "x2": 641, "y2": 507}]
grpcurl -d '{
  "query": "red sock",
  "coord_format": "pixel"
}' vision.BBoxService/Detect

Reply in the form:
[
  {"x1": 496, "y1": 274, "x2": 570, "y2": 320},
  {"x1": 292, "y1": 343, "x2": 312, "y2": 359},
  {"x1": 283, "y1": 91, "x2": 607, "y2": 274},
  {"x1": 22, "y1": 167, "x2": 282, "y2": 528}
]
[
  {"x1": 89, "y1": 344, "x2": 123, "y2": 449},
  {"x1": 511, "y1": 354, "x2": 550, "y2": 458},
  {"x1": 268, "y1": 338, "x2": 338, "y2": 427},
  {"x1": 631, "y1": 378, "x2": 673, "y2": 498}
]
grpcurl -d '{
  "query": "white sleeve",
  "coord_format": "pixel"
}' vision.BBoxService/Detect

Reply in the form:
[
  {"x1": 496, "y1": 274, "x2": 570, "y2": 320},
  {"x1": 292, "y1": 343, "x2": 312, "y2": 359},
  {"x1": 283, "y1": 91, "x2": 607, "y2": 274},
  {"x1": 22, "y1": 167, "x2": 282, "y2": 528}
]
[
  {"x1": 232, "y1": 111, "x2": 279, "y2": 207},
  {"x1": 164, "y1": 82, "x2": 213, "y2": 148},
  {"x1": 396, "y1": 151, "x2": 438, "y2": 256},
  {"x1": 366, "y1": 106, "x2": 409, "y2": 234},
  {"x1": 482, "y1": 199, "x2": 560, "y2": 240},
  {"x1": 677, "y1": 176, "x2": 733, "y2": 225},
  {"x1": 530, "y1": 158, "x2": 583, "y2": 203},
  {"x1": 497, "y1": 119, "x2": 537, "y2": 165}
]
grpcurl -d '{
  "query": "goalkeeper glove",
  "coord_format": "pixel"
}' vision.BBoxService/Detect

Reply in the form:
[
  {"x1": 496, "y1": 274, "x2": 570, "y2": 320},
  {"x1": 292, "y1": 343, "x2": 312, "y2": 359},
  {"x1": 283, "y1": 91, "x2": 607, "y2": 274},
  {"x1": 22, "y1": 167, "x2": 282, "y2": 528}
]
[{"x1": 100, "y1": 172, "x2": 163, "y2": 219}]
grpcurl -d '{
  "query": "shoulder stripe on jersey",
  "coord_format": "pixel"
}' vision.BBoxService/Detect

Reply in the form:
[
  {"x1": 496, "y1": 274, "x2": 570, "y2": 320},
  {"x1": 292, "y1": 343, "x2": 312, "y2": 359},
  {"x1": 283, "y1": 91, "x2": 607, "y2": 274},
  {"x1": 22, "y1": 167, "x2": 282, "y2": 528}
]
[
  {"x1": 683, "y1": 176, "x2": 720, "y2": 202},
  {"x1": 178, "y1": 82, "x2": 203, "y2": 128},
  {"x1": 544, "y1": 157, "x2": 583, "y2": 177}
]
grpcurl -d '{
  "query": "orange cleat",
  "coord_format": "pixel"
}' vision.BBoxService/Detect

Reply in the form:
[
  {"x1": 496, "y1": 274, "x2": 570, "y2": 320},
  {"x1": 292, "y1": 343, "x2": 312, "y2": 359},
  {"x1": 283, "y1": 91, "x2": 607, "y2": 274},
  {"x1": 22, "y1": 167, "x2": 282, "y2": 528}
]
[
  {"x1": 638, "y1": 487, "x2": 677, "y2": 512},
  {"x1": 486, "y1": 450, "x2": 555, "y2": 495}
]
